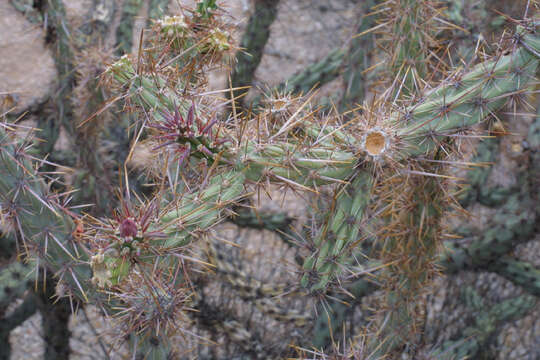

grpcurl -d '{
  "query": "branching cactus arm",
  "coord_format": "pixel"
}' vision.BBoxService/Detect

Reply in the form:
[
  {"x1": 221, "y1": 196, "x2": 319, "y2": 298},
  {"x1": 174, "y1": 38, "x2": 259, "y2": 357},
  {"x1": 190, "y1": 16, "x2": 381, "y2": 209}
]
[{"x1": 0, "y1": 125, "x2": 94, "y2": 303}]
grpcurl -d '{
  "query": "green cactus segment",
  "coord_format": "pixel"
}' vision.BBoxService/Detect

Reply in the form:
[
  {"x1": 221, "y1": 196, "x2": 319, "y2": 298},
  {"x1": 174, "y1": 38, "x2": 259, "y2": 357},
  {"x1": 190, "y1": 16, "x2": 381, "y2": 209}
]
[
  {"x1": 340, "y1": 0, "x2": 376, "y2": 110},
  {"x1": 301, "y1": 172, "x2": 372, "y2": 291},
  {"x1": 487, "y1": 257, "x2": 540, "y2": 297},
  {"x1": 131, "y1": 334, "x2": 176, "y2": 360},
  {"x1": 108, "y1": 58, "x2": 224, "y2": 162},
  {"x1": 108, "y1": 56, "x2": 177, "y2": 112},
  {"x1": 397, "y1": 25, "x2": 540, "y2": 156},
  {"x1": 196, "y1": 0, "x2": 218, "y2": 18},
  {"x1": 458, "y1": 138, "x2": 504, "y2": 207},
  {"x1": 231, "y1": 0, "x2": 280, "y2": 96},
  {"x1": 441, "y1": 104, "x2": 539, "y2": 294},
  {"x1": 0, "y1": 261, "x2": 34, "y2": 308},
  {"x1": 0, "y1": 126, "x2": 94, "y2": 302},
  {"x1": 239, "y1": 142, "x2": 356, "y2": 187},
  {"x1": 441, "y1": 193, "x2": 536, "y2": 272},
  {"x1": 10, "y1": 0, "x2": 43, "y2": 24},
  {"x1": 388, "y1": 0, "x2": 430, "y2": 98},
  {"x1": 0, "y1": 124, "x2": 245, "y2": 353},
  {"x1": 282, "y1": 49, "x2": 346, "y2": 95},
  {"x1": 369, "y1": 165, "x2": 445, "y2": 356},
  {"x1": 431, "y1": 293, "x2": 536, "y2": 360},
  {"x1": 160, "y1": 171, "x2": 246, "y2": 247},
  {"x1": 38, "y1": 0, "x2": 73, "y2": 154},
  {"x1": 274, "y1": 24, "x2": 540, "y2": 162},
  {"x1": 116, "y1": 0, "x2": 145, "y2": 54},
  {"x1": 311, "y1": 278, "x2": 377, "y2": 349}
]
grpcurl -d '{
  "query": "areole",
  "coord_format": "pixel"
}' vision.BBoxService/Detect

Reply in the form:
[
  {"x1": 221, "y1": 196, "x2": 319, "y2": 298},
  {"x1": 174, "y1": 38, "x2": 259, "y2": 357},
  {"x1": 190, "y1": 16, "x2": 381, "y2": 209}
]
[{"x1": 362, "y1": 128, "x2": 390, "y2": 156}]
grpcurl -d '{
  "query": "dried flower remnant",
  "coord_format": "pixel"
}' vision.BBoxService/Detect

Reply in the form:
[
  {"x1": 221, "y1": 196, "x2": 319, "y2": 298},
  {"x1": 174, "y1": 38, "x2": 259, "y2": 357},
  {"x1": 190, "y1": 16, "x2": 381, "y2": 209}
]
[{"x1": 362, "y1": 129, "x2": 390, "y2": 157}]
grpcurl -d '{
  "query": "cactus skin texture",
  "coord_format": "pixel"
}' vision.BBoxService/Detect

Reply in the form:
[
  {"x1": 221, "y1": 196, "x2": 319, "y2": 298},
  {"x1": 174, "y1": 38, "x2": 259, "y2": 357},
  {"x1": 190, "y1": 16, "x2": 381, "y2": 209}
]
[
  {"x1": 0, "y1": 261, "x2": 34, "y2": 308},
  {"x1": 441, "y1": 85, "x2": 540, "y2": 299},
  {"x1": 300, "y1": 172, "x2": 373, "y2": 291},
  {"x1": 382, "y1": 0, "x2": 434, "y2": 97},
  {"x1": 442, "y1": 193, "x2": 536, "y2": 271},
  {"x1": 0, "y1": 125, "x2": 94, "y2": 302},
  {"x1": 430, "y1": 290, "x2": 536, "y2": 360},
  {"x1": 397, "y1": 29, "x2": 540, "y2": 156},
  {"x1": 0, "y1": 124, "x2": 202, "y2": 357},
  {"x1": 457, "y1": 138, "x2": 502, "y2": 207},
  {"x1": 487, "y1": 257, "x2": 540, "y2": 297},
  {"x1": 282, "y1": 48, "x2": 346, "y2": 95}
]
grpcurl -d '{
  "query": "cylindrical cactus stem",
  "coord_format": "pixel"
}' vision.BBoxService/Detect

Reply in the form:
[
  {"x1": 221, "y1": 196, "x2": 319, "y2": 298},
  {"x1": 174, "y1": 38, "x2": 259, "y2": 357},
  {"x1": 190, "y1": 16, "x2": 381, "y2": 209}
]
[
  {"x1": 230, "y1": 0, "x2": 280, "y2": 106},
  {"x1": 441, "y1": 192, "x2": 536, "y2": 272},
  {"x1": 130, "y1": 334, "x2": 176, "y2": 360},
  {"x1": 0, "y1": 260, "x2": 34, "y2": 308},
  {"x1": 397, "y1": 24, "x2": 540, "y2": 156},
  {"x1": 368, "y1": 22, "x2": 540, "y2": 357},
  {"x1": 282, "y1": 49, "x2": 346, "y2": 95},
  {"x1": 300, "y1": 171, "x2": 373, "y2": 292},
  {"x1": 159, "y1": 170, "x2": 246, "y2": 247},
  {"x1": 239, "y1": 24, "x2": 540, "y2": 170},
  {"x1": 457, "y1": 137, "x2": 501, "y2": 207},
  {"x1": 368, "y1": 165, "x2": 444, "y2": 356},
  {"x1": 85, "y1": 169, "x2": 247, "y2": 290},
  {"x1": 486, "y1": 257, "x2": 540, "y2": 296},
  {"x1": 238, "y1": 142, "x2": 357, "y2": 188},
  {"x1": 382, "y1": 0, "x2": 435, "y2": 98},
  {"x1": 115, "y1": 0, "x2": 146, "y2": 55},
  {"x1": 115, "y1": 274, "x2": 189, "y2": 360},
  {"x1": 279, "y1": 23, "x2": 540, "y2": 164},
  {"x1": 430, "y1": 293, "x2": 536, "y2": 360},
  {"x1": 0, "y1": 125, "x2": 94, "y2": 303},
  {"x1": 340, "y1": 0, "x2": 376, "y2": 111}
]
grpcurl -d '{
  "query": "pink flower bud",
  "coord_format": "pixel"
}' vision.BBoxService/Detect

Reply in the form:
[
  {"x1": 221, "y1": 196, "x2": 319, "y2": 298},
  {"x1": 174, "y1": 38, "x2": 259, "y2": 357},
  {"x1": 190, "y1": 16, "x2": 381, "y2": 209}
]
[{"x1": 119, "y1": 218, "x2": 138, "y2": 238}]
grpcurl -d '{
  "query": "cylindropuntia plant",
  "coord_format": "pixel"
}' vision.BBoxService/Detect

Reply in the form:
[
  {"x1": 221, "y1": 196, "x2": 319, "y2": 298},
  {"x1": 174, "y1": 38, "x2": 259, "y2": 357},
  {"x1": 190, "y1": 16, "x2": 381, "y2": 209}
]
[{"x1": 2, "y1": 0, "x2": 540, "y2": 358}]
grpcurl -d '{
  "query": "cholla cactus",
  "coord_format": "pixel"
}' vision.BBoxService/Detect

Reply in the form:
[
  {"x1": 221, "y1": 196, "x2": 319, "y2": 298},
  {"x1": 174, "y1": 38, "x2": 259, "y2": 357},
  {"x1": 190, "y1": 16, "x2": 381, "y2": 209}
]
[{"x1": 2, "y1": 0, "x2": 540, "y2": 358}]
